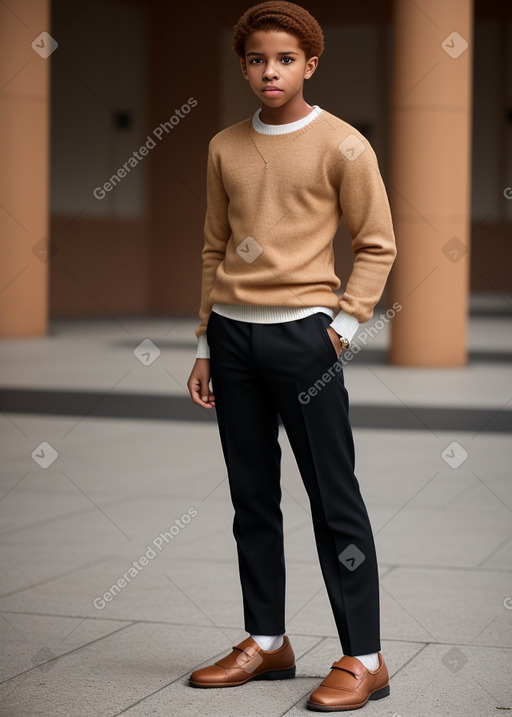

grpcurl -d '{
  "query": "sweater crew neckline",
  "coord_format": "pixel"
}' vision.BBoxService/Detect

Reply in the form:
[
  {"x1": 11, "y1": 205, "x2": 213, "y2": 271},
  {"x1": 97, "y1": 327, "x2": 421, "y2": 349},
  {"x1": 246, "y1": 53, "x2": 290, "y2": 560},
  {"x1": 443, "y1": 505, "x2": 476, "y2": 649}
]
[{"x1": 252, "y1": 105, "x2": 322, "y2": 135}]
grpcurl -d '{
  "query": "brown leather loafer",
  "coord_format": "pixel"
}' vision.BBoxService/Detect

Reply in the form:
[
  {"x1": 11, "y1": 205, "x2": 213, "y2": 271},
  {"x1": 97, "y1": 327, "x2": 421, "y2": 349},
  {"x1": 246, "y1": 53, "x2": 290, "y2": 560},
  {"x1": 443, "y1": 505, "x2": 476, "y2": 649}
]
[
  {"x1": 189, "y1": 635, "x2": 296, "y2": 688},
  {"x1": 307, "y1": 653, "x2": 389, "y2": 711}
]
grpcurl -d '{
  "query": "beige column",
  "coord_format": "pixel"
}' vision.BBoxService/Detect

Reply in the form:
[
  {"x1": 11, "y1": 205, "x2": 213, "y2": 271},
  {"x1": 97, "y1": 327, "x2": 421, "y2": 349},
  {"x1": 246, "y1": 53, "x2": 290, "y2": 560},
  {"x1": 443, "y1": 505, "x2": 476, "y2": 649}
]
[
  {"x1": 0, "y1": 0, "x2": 51, "y2": 336},
  {"x1": 389, "y1": 0, "x2": 473, "y2": 366}
]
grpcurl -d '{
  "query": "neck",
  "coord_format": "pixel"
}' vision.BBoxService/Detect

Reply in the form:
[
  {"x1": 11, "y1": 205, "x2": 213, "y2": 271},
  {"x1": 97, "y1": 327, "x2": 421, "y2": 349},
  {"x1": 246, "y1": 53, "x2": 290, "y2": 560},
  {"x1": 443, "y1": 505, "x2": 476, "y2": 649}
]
[{"x1": 259, "y1": 94, "x2": 312, "y2": 125}]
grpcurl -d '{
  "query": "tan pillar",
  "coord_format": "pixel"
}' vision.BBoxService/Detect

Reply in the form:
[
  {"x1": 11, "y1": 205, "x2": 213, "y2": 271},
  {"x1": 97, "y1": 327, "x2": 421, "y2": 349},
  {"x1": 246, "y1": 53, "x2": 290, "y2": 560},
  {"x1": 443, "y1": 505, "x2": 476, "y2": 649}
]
[
  {"x1": 0, "y1": 0, "x2": 51, "y2": 336},
  {"x1": 389, "y1": 0, "x2": 473, "y2": 366}
]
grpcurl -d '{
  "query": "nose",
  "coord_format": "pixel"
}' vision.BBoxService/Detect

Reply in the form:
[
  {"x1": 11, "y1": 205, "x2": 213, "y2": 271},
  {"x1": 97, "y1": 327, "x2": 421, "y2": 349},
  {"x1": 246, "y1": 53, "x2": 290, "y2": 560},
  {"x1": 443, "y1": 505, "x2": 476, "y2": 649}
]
[{"x1": 263, "y1": 62, "x2": 279, "y2": 80}]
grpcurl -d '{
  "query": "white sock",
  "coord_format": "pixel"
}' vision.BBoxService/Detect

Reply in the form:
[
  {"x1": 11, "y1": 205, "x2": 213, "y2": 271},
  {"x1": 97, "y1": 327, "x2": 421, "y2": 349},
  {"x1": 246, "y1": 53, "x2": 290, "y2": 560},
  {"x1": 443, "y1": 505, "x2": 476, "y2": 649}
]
[
  {"x1": 354, "y1": 652, "x2": 380, "y2": 671},
  {"x1": 251, "y1": 634, "x2": 284, "y2": 651}
]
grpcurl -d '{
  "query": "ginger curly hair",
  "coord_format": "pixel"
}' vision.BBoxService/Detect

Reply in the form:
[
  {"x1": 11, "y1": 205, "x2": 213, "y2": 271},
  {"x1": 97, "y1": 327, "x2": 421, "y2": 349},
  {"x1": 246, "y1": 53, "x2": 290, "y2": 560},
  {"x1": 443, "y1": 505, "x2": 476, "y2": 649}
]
[{"x1": 232, "y1": 1, "x2": 324, "y2": 59}]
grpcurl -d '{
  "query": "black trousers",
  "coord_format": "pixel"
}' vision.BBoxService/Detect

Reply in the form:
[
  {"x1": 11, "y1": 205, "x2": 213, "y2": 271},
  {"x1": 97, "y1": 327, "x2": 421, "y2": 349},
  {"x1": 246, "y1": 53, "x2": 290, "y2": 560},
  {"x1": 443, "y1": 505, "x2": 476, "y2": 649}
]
[{"x1": 207, "y1": 310, "x2": 381, "y2": 656}]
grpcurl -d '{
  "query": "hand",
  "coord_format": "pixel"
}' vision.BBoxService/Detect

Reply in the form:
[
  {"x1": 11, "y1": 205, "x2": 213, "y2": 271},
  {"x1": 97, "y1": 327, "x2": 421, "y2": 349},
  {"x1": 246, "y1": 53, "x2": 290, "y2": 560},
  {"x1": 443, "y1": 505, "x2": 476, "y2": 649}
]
[
  {"x1": 326, "y1": 326, "x2": 343, "y2": 357},
  {"x1": 187, "y1": 359, "x2": 216, "y2": 408}
]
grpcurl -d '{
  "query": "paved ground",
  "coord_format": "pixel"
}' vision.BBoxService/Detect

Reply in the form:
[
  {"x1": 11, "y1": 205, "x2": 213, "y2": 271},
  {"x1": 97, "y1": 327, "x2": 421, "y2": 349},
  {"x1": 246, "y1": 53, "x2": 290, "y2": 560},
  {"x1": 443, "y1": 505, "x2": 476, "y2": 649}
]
[{"x1": 1, "y1": 297, "x2": 511, "y2": 716}]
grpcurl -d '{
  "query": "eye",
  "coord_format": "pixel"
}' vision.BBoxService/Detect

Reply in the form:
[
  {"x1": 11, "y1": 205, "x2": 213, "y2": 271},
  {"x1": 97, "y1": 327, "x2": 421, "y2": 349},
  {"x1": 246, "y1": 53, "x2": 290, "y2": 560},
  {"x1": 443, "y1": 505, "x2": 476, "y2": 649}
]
[
  {"x1": 249, "y1": 58, "x2": 263, "y2": 64},
  {"x1": 281, "y1": 57, "x2": 294, "y2": 64}
]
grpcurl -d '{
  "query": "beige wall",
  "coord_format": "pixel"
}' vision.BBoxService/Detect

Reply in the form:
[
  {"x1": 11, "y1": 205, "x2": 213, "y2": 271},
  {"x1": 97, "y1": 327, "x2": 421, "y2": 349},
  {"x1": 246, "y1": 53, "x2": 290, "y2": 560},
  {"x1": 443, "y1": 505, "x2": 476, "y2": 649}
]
[
  {"x1": 49, "y1": 216, "x2": 150, "y2": 314},
  {"x1": 0, "y1": 0, "x2": 51, "y2": 335}
]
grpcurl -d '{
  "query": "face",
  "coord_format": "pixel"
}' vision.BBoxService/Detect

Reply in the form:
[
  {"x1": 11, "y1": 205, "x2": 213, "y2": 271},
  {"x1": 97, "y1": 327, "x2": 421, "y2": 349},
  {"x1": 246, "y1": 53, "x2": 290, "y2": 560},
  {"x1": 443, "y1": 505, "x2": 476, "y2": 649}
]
[{"x1": 240, "y1": 30, "x2": 318, "y2": 109}]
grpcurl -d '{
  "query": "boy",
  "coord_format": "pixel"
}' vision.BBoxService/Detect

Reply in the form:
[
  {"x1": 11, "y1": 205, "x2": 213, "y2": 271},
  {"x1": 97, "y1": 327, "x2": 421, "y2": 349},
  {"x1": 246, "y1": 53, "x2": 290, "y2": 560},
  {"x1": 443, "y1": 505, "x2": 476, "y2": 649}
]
[{"x1": 186, "y1": 1, "x2": 396, "y2": 711}]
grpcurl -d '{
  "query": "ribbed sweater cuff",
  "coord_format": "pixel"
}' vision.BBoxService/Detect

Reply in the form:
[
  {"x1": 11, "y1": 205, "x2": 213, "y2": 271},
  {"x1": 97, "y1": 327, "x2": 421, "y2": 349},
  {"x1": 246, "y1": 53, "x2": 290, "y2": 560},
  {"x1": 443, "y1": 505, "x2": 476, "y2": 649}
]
[
  {"x1": 196, "y1": 334, "x2": 210, "y2": 359},
  {"x1": 330, "y1": 310, "x2": 360, "y2": 342}
]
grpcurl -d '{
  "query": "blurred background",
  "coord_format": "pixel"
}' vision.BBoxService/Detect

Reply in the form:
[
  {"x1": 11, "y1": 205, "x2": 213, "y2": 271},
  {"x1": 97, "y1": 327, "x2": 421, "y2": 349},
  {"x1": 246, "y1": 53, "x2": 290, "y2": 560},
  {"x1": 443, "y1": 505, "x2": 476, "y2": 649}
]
[
  {"x1": 48, "y1": 0, "x2": 512, "y2": 318},
  {"x1": 1, "y1": 0, "x2": 511, "y2": 360}
]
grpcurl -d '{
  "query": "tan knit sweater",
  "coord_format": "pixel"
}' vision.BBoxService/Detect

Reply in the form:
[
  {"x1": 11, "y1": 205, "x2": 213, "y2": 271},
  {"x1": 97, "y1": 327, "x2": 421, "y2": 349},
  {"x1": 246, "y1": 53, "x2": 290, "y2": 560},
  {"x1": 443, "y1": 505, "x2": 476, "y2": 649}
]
[{"x1": 196, "y1": 109, "x2": 396, "y2": 340}]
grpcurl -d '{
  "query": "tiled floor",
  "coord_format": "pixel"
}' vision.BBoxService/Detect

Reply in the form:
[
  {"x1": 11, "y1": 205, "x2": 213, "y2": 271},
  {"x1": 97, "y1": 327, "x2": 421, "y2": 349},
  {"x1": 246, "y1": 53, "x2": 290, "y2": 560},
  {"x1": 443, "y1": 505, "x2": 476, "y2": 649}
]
[{"x1": 1, "y1": 302, "x2": 511, "y2": 715}]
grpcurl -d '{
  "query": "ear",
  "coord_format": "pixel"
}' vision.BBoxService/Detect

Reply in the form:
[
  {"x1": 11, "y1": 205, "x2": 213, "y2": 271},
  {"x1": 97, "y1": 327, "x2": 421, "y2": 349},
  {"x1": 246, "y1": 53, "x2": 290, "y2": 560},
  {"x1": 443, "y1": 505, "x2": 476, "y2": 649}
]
[
  {"x1": 240, "y1": 56, "x2": 249, "y2": 80},
  {"x1": 304, "y1": 56, "x2": 319, "y2": 80}
]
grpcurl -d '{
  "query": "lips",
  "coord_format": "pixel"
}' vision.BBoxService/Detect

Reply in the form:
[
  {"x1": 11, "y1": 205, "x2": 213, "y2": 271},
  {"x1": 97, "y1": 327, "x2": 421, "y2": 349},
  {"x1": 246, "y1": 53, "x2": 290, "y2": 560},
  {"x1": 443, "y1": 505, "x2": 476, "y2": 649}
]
[{"x1": 262, "y1": 87, "x2": 283, "y2": 93}]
